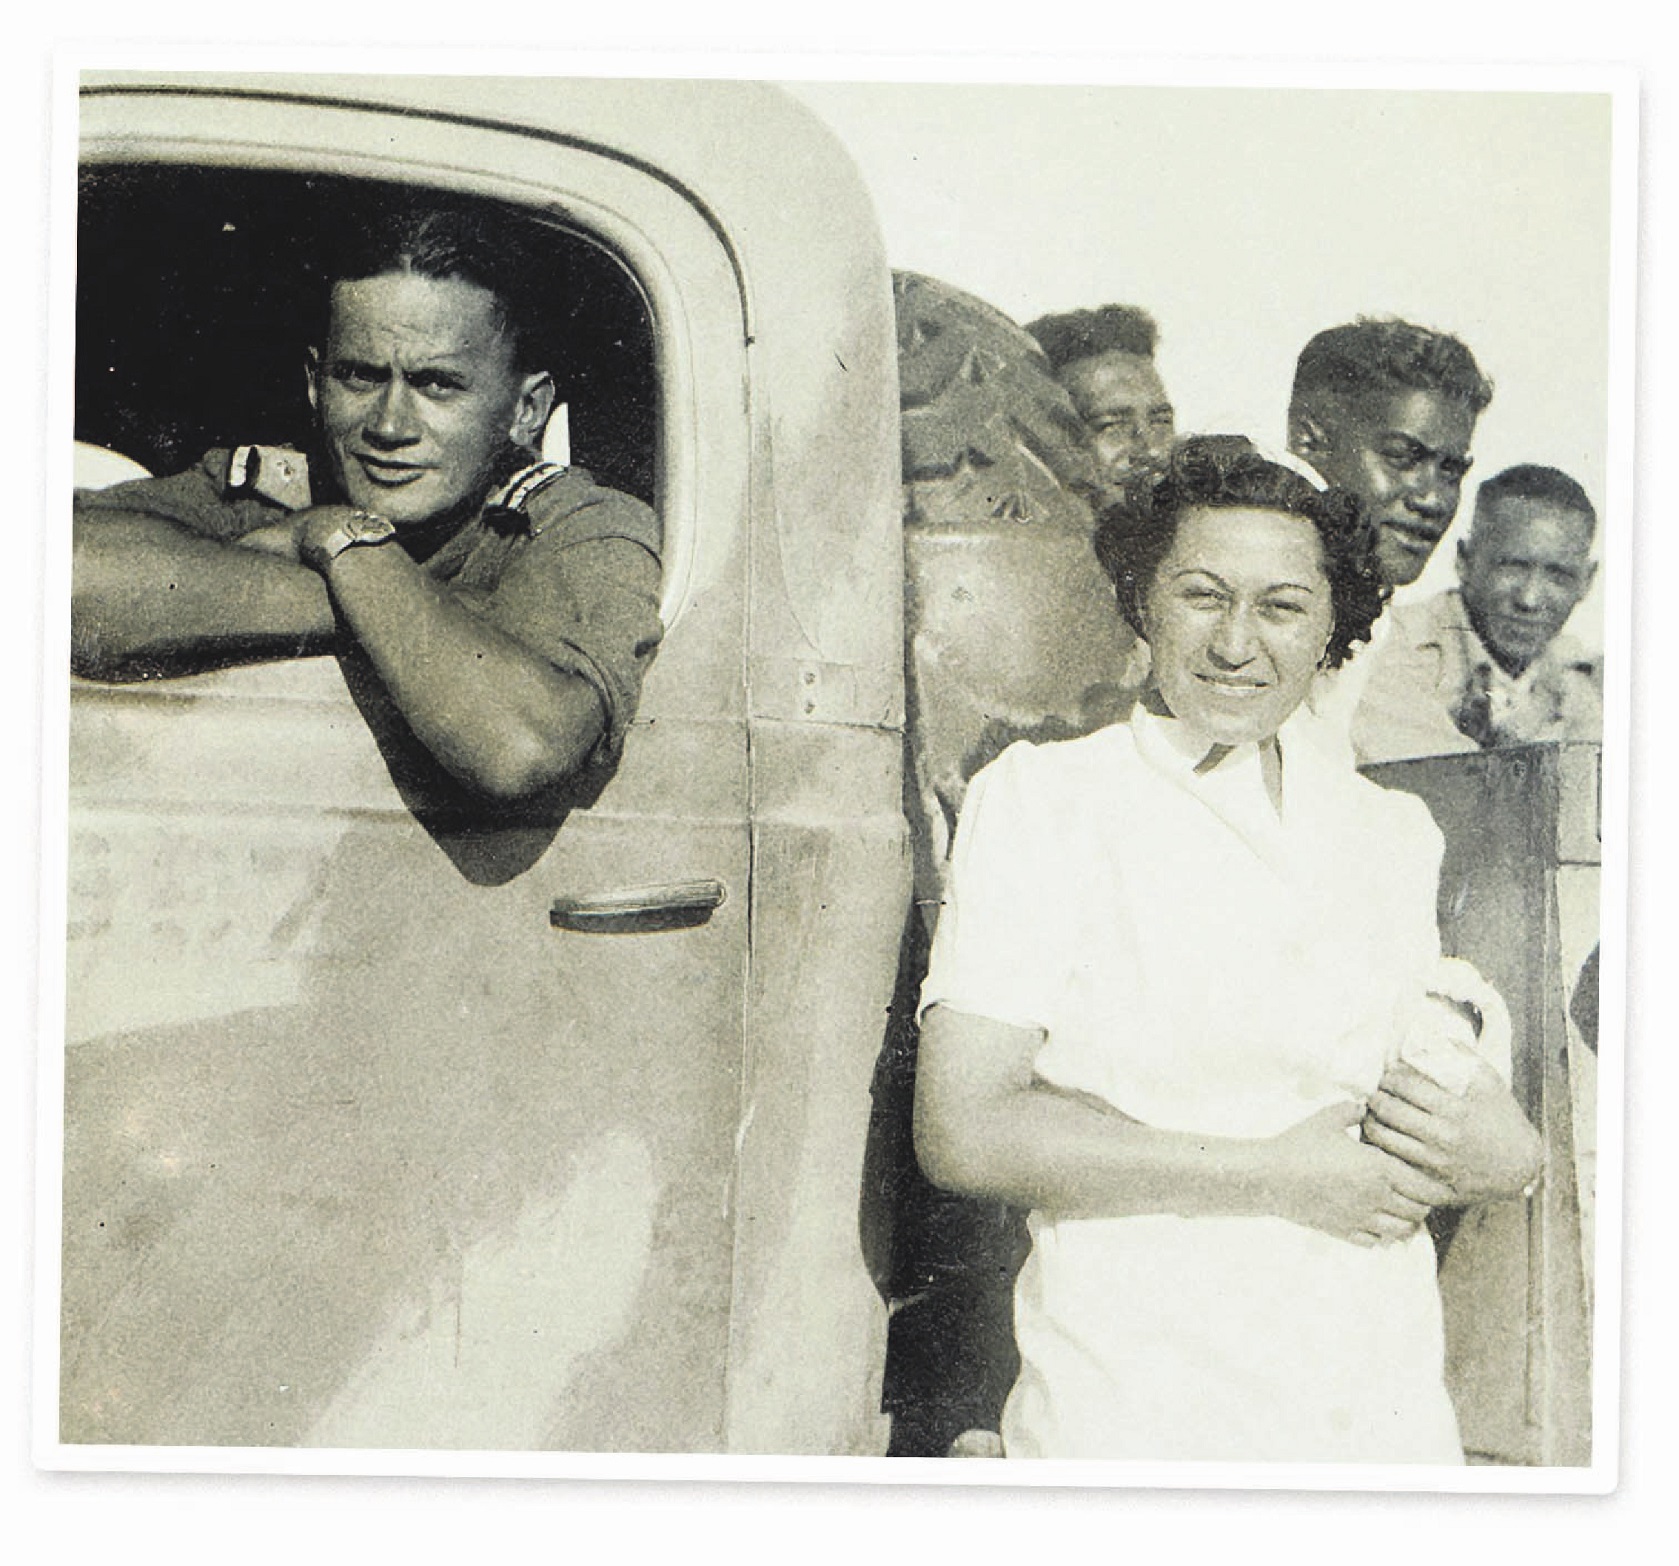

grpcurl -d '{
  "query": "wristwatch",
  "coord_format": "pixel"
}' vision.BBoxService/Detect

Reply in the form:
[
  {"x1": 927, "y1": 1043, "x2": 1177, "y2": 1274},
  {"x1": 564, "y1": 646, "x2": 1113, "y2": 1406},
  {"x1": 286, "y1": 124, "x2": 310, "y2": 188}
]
[{"x1": 305, "y1": 508, "x2": 398, "y2": 569}]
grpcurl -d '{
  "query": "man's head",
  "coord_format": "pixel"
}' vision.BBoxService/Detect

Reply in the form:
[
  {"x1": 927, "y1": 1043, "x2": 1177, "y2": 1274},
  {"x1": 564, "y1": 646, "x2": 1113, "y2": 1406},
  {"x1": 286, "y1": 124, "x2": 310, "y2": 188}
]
[
  {"x1": 1028, "y1": 305, "x2": 1174, "y2": 500},
  {"x1": 1288, "y1": 318, "x2": 1493, "y2": 588},
  {"x1": 307, "y1": 200, "x2": 557, "y2": 532},
  {"x1": 1458, "y1": 465, "x2": 1598, "y2": 677}
]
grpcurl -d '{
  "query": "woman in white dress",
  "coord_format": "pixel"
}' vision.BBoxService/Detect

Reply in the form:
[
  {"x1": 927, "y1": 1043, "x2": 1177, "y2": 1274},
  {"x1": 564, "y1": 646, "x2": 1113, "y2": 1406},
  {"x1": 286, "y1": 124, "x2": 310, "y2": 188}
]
[{"x1": 914, "y1": 436, "x2": 1541, "y2": 1463}]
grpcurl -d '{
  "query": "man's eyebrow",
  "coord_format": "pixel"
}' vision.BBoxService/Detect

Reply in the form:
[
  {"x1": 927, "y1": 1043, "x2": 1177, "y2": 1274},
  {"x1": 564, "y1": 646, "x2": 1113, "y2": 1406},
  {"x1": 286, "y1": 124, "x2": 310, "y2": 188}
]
[
  {"x1": 1377, "y1": 431, "x2": 1473, "y2": 470},
  {"x1": 327, "y1": 356, "x2": 471, "y2": 382},
  {"x1": 1377, "y1": 431, "x2": 1433, "y2": 453}
]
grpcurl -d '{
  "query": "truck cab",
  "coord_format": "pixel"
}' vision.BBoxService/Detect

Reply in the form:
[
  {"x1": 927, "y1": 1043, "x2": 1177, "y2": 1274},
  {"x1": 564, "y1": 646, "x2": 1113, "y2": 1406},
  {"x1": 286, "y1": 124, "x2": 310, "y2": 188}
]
[{"x1": 63, "y1": 74, "x2": 906, "y2": 1455}]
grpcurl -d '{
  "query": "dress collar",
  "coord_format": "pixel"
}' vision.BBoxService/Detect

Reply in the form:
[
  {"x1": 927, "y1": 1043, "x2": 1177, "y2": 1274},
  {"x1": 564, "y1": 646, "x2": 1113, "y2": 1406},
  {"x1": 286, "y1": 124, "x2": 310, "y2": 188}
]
[
  {"x1": 1130, "y1": 701, "x2": 1261, "y2": 781},
  {"x1": 1130, "y1": 701, "x2": 1354, "y2": 874}
]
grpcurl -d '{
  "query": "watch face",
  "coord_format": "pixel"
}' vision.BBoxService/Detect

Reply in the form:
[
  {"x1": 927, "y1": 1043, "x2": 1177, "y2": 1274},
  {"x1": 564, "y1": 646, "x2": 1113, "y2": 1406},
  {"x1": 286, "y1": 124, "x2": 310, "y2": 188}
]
[
  {"x1": 312, "y1": 509, "x2": 397, "y2": 569},
  {"x1": 346, "y1": 511, "x2": 396, "y2": 545}
]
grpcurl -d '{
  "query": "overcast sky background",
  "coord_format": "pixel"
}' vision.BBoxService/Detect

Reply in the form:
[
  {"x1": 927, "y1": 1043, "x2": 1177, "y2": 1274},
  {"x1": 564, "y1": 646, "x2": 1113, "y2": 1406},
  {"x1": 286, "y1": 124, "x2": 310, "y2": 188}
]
[{"x1": 785, "y1": 81, "x2": 1615, "y2": 640}]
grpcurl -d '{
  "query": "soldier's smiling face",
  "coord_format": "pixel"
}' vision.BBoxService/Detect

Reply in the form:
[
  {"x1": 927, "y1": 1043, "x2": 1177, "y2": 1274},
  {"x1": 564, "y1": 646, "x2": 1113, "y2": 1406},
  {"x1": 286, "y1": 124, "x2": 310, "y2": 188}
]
[{"x1": 310, "y1": 269, "x2": 552, "y2": 530}]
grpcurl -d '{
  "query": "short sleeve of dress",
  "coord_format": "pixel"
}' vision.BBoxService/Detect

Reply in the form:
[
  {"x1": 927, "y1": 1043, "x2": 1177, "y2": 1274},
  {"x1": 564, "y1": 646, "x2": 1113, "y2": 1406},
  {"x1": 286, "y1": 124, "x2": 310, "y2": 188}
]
[
  {"x1": 1364, "y1": 785, "x2": 1449, "y2": 997},
  {"x1": 919, "y1": 742, "x2": 1067, "y2": 1035},
  {"x1": 1370, "y1": 784, "x2": 1517, "y2": 1092}
]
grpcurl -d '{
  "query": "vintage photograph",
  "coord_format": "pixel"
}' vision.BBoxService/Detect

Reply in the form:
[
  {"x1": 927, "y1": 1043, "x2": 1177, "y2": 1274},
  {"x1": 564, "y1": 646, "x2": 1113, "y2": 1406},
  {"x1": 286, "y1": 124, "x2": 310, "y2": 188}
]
[{"x1": 41, "y1": 66, "x2": 1627, "y2": 1484}]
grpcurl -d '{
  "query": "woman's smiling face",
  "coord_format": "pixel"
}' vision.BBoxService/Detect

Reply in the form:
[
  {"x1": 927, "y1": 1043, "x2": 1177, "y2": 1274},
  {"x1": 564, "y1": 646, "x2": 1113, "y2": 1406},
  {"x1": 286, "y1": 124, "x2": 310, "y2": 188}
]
[{"x1": 1142, "y1": 505, "x2": 1335, "y2": 746}]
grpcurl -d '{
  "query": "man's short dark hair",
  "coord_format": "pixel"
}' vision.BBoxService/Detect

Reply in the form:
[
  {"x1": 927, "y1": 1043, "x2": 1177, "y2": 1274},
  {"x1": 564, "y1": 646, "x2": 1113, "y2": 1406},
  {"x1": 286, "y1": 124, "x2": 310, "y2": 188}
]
[
  {"x1": 318, "y1": 193, "x2": 550, "y2": 370},
  {"x1": 1474, "y1": 464, "x2": 1598, "y2": 536},
  {"x1": 1290, "y1": 317, "x2": 1493, "y2": 423},
  {"x1": 1027, "y1": 305, "x2": 1159, "y2": 373}
]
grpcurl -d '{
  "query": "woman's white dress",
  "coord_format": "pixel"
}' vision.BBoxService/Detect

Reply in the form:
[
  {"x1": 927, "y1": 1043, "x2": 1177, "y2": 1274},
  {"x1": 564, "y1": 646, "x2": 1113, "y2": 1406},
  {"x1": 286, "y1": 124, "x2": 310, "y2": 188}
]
[{"x1": 919, "y1": 705, "x2": 1465, "y2": 1463}]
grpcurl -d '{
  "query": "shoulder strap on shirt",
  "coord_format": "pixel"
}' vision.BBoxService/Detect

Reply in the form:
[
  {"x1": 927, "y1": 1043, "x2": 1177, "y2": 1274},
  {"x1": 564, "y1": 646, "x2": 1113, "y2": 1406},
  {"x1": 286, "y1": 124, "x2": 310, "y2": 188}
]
[
  {"x1": 225, "y1": 445, "x2": 314, "y2": 511},
  {"x1": 486, "y1": 460, "x2": 571, "y2": 519},
  {"x1": 485, "y1": 460, "x2": 661, "y2": 557}
]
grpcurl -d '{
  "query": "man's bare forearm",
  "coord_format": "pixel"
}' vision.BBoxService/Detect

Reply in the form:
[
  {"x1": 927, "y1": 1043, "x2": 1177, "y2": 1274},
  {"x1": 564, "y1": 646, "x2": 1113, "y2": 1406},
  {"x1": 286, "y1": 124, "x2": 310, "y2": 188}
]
[
  {"x1": 75, "y1": 505, "x2": 612, "y2": 800},
  {"x1": 321, "y1": 543, "x2": 605, "y2": 801},
  {"x1": 71, "y1": 510, "x2": 336, "y2": 678}
]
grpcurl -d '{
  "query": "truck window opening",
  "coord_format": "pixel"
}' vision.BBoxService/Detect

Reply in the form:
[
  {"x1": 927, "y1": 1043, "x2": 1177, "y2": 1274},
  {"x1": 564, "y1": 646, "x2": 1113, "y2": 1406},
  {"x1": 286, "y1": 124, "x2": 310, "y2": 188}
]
[{"x1": 74, "y1": 165, "x2": 658, "y2": 510}]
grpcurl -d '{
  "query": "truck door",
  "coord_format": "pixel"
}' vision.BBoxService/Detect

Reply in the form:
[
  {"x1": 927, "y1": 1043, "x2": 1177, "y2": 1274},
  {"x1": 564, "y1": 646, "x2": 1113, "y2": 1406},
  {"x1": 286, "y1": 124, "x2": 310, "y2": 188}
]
[{"x1": 59, "y1": 77, "x2": 903, "y2": 1457}]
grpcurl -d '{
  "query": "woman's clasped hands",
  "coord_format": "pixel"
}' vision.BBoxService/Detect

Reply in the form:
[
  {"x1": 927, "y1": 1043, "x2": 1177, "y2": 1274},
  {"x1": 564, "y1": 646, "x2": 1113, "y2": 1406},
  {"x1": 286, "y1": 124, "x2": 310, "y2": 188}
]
[
  {"x1": 1363, "y1": 1059, "x2": 1543, "y2": 1207},
  {"x1": 1264, "y1": 1101, "x2": 1456, "y2": 1248}
]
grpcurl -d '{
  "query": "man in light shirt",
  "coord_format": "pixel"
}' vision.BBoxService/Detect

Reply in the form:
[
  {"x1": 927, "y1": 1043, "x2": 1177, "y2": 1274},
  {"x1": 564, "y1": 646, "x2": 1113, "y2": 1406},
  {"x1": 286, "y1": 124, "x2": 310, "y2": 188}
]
[{"x1": 1353, "y1": 464, "x2": 1602, "y2": 763}]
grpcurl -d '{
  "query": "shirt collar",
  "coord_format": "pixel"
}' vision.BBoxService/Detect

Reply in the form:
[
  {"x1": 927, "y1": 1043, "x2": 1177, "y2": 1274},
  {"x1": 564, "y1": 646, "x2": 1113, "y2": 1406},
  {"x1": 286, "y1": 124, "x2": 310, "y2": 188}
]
[
  {"x1": 1129, "y1": 699, "x2": 1261, "y2": 780},
  {"x1": 1130, "y1": 702, "x2": 1286, "y2": 858}
]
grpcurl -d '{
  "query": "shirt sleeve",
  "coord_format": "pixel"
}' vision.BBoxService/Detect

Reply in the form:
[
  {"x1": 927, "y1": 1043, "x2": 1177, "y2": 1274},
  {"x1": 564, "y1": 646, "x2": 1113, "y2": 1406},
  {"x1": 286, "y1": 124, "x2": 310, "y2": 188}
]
[
  {"x1": 919, "y1": 743, "x2": 1065, "y2": 1034},
  {"x1": 73, "y1": 449, "x2": 296, "y2": 543},
  {"x1": 1351, "y1": 605, "x2": 1482, "y2": 765},
  {"x1": 477, "y1": 483, "x2": 664, "y2": 769}
]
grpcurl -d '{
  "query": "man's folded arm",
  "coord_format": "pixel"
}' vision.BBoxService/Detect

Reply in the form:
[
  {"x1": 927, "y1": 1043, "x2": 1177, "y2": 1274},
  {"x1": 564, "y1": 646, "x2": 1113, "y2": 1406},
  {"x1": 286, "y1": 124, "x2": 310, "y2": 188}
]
[
  {"x1": 317, "y1": 536, "x2": 640, "y2": 803},
  {"x1": 71, "y1": 504, "x2": 337, "y2": 679},
  {"x1": 73, "y1": 475, "x2": 661, "y2": 802}
]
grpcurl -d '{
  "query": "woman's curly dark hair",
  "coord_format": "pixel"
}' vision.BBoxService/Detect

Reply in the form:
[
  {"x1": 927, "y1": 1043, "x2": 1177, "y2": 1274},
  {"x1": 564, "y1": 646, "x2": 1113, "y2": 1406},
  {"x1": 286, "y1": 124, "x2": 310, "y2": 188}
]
[{"x1": 1093, "y1": 435, "x2": 1389, "y2": 670}]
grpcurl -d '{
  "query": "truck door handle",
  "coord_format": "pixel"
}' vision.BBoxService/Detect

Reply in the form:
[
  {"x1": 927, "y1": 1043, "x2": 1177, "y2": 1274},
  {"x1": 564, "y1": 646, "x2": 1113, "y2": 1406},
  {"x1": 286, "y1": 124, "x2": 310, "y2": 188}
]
[{"x1": 549, "y1": 879, "x2": 727, "y2": 934}]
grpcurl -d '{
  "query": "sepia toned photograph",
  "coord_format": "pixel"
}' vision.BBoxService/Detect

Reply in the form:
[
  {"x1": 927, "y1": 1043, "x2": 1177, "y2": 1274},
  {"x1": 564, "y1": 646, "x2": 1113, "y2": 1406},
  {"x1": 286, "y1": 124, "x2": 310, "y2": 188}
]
[{"x1": 38, "y1": 63, "x2": 1630, "y2": 1487}]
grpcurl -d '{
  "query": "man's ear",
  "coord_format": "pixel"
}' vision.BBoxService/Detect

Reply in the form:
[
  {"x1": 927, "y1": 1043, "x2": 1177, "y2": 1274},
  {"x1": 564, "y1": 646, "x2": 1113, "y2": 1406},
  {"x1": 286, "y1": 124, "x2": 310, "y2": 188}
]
[
  {"x1": 1457, "y1": 536, "x2": 1475, "y2": 578},
  {"x1": 512, "y1": 370, "x2": 557, "y2": 451},
  {"x1": 1287, "y1": 405, "x2": 1332, "y2": 464},
  {"x1": 305, "y1": 348, "x2": 322, "y2": 416}
]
